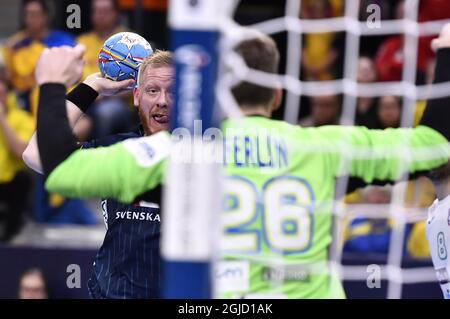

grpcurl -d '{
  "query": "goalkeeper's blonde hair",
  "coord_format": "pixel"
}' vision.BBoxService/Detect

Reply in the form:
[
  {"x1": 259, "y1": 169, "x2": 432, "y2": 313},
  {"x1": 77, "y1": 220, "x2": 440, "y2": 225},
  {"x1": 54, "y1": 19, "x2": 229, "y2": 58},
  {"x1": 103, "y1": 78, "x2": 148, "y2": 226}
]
[{"x1": 137, "y1": 50, "x2": 172, "y2": 86}]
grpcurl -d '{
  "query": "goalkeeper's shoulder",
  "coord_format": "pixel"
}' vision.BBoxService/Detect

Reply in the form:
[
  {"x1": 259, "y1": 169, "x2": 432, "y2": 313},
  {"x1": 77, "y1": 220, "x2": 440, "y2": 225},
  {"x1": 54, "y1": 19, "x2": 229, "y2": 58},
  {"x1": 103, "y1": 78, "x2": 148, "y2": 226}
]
[
  {"x1": 59, "y1": 130, "x2": 172, "y2": 171},
  {"x1": 120, "y1": 131, "x2": 172, "y2": 167},
  {"x1": 44, "y1": 131, "x2": 172, "y2": 203}
]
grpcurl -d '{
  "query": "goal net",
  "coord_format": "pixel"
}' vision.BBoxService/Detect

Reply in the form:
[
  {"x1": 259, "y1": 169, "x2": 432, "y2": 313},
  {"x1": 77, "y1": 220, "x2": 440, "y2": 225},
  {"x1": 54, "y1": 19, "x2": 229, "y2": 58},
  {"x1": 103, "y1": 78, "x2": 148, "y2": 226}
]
[{"x1": 163, "y1": 0, "x2": 450, "y2": 299}]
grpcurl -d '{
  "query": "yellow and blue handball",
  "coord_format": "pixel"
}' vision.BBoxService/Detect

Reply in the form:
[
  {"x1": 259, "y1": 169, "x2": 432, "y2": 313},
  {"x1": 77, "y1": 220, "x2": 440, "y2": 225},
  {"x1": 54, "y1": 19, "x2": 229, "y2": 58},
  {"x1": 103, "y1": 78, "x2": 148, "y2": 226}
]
[{"x1": 98, "y1": 32, "x2": 153, "y2": 81}]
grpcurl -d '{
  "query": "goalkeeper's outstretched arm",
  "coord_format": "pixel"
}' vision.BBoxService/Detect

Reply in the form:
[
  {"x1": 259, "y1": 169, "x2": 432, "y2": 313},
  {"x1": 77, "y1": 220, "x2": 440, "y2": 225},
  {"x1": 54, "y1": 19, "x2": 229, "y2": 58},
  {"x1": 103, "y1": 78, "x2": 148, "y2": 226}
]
[
  {"x1": 323, "y1": 23, "x2": 450, "y2": 186},
  {"x1": 38, "y1": 25, "x2": 450, "y2": 204}
]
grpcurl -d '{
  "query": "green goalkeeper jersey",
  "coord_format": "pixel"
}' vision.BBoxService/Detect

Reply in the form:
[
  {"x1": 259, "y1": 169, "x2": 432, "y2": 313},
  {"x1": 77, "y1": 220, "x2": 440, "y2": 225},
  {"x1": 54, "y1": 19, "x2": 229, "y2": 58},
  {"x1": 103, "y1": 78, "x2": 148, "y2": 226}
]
[{"x1": 45, "y1": 117, "x2": 450, "y2": 298}]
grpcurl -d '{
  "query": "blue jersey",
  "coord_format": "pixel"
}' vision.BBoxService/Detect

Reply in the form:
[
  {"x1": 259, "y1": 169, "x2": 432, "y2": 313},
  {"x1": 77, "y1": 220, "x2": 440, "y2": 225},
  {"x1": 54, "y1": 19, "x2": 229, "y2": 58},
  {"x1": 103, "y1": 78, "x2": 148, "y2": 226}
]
[{"x1": 82, "y1": 128, "x2": 162, "y2": 299}]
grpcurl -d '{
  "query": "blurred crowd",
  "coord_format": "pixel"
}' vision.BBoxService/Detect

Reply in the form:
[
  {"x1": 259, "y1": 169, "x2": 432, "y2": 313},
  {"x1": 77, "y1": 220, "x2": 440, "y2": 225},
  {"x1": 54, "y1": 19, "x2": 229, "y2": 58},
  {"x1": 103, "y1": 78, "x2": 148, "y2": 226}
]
[
  {"x1": 298, "y1": 0, "x2": 450, "y2": 260},
  {"x1": 0, "y1": 0, "x2": 449, "y2": 266},
  {"x1": 0, "y1": 0, "x2": 169, "y2": 242}
]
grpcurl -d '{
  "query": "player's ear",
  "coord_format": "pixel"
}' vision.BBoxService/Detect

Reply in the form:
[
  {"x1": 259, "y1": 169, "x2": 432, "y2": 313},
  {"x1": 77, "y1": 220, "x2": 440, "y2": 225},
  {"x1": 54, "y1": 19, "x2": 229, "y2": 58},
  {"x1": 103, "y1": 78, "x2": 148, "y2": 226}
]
[
  {"x1": 133, "y1": 87, "x2": 139, "y2": 107},
  {"x1": 271, "y1": 87, "x2": 282, "y2": 112}
]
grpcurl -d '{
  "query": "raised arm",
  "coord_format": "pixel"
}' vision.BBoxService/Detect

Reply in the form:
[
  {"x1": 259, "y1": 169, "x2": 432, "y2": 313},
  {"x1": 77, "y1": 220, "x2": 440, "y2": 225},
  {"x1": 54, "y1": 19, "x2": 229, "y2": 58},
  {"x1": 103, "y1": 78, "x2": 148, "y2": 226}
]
[
  {"x1": 22, "y1": 72, "x2": 134, "y2": 174},
  {"x1": 22, "y1": 99, "x2": 88, "y2": 174},
  {"x1": 33, "y1": 45, "x2": 166, "y2": 203}
]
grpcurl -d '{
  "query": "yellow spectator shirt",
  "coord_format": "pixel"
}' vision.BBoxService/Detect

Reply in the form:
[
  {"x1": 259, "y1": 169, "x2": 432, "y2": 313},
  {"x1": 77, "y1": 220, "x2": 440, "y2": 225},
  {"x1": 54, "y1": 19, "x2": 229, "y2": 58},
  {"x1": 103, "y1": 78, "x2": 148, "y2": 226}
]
[{"x1": 0, "y1": 94, "x2": 35, "y2": 183}]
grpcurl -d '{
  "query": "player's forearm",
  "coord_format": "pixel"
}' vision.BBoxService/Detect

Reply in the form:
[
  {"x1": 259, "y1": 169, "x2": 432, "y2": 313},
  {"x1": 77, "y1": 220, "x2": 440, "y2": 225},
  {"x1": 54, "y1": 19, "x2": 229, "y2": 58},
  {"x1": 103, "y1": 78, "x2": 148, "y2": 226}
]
[
  {"x1": 23, "y1": 101, "x2": 84, "y2": 174},
  {"x1": 22, "y1": 133, "x2": 43, "y2": 174},
  {"x1": 23, "y1": 83, "x2": 98, "y2": 174},
  {"x1": 420, "y1": 48, "x2": 450, "y2": 140},
  {"x1": 66, "y1": 82, "x2": 100, "y2": 132},
  {"x1": 66, "y1": 82, "x2": 99, "y2": 114},
  {"x1": 67, "y1": 78, "x2": 109, "y2": 128},
  {"x1": 22, "y1": 133, "x2": 47, "y2": 175},
  {"x1": 0, "y1": 115, "x2": 28, "y2": 158},
  {"x1": 37, "y1": 83, "x2": 78, "y2": 177}
]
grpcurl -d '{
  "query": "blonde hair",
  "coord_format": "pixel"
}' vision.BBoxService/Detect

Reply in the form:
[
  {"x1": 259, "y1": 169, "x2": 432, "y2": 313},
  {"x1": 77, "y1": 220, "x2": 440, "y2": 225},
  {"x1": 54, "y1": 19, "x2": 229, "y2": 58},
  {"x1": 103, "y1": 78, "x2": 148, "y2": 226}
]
[{"x1": 137, "y1": 50, "x2": 172, "y2": 86}]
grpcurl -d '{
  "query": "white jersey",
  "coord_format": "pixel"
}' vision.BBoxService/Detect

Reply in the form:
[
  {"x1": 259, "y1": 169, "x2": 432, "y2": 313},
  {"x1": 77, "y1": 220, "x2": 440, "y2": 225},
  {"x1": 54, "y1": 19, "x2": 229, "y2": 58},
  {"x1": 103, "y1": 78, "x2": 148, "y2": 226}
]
[{"x1": 426, "y1": 195, "x2": 450, "y2": 299}]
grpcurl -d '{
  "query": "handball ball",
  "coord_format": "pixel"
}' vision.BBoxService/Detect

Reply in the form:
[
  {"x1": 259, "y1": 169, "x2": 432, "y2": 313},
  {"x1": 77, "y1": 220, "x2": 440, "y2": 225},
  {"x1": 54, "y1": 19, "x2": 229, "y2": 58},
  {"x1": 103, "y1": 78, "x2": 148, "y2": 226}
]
[{"x1": 98, "y1": 32, "x2": 153, "y2": 81}]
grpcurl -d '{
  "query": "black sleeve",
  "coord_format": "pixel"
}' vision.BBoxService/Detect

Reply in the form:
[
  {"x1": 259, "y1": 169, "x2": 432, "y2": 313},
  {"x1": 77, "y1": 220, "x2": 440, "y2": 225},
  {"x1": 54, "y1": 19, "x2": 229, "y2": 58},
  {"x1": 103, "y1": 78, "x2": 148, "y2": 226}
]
[
  {"x1": 66, "y1": 82, "x2": 98, "y2": 113},
  {"x1": 37, "y1": 83, "x2": 78, "y2": 178},
  {"x1": 420, "y1": 48, "x2": 450, "y2": 140}
]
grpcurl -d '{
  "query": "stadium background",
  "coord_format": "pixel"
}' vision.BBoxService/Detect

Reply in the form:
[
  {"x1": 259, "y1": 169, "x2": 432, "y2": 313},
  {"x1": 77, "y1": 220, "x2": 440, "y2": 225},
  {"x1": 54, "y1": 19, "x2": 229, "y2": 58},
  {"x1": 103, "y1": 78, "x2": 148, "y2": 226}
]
[{"x1": 0, "y1": 0, "x2": 449, "y2": 298}]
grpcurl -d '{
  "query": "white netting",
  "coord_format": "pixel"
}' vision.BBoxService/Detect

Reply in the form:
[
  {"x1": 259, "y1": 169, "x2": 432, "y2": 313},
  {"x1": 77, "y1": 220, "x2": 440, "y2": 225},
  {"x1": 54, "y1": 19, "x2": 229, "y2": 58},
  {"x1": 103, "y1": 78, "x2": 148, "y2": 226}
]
[{"x1": 216, "y1": 0, "x2": 450, "y2": 298}]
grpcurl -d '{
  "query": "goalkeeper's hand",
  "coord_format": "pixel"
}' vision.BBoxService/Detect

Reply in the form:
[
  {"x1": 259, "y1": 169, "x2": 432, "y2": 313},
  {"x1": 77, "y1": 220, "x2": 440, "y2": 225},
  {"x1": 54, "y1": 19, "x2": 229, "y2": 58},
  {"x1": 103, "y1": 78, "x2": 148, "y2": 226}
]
[
  {"x1": 36, "y1": 44, "x2": 85, "y2": 87},
  {"x1": 83, "y1": 73, "x2": 134, "y2": 97},
  {"x1": 432, "y1": 23, "x2": 450, "y2": 51}
]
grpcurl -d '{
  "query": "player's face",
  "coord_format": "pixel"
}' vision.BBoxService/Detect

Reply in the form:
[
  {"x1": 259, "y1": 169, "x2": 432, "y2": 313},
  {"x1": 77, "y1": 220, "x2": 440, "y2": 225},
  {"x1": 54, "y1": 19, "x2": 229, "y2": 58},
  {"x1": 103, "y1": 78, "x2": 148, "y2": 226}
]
[{"x1": 134, "y1": 66, "x2": 174, "y2": 135}]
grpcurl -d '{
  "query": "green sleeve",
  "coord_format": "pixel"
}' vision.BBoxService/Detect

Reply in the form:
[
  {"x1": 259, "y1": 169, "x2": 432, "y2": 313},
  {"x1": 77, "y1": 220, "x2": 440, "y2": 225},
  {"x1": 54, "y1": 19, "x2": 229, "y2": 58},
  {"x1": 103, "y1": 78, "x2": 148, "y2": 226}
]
[
  {"x1": 315, "y1": 125, "x2": 450, "y2": 183},
  {"x1": 45, "y1": 131, "x2": 171, "y2": 203}
]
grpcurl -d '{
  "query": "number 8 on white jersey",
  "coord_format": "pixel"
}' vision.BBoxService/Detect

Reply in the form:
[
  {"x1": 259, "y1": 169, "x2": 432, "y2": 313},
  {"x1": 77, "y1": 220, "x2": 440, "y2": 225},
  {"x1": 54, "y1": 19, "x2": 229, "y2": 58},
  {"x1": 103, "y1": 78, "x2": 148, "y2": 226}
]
[{"x1": 426, "y1": 195, "x2": 450, "y2": 299}]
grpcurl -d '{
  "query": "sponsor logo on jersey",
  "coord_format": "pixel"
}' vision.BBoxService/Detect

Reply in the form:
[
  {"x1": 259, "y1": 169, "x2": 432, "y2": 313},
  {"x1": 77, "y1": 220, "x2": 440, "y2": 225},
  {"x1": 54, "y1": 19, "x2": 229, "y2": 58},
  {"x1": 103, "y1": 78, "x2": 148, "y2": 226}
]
[
  {"x1": 115, "y1": 211, "x2": 161, "y2": 222},
  {"x1": 215, "y1": 261, "x2": 249, "y2": 293},
  {"x1": 138, "y1": 141, "x2": 155, "y2": 159},
  {"x1": 123, "y1": 131, "x2": 171, "y2": 167},
  {"x1": 262, "y1": 265, "x2": 310, "y2": 282}
]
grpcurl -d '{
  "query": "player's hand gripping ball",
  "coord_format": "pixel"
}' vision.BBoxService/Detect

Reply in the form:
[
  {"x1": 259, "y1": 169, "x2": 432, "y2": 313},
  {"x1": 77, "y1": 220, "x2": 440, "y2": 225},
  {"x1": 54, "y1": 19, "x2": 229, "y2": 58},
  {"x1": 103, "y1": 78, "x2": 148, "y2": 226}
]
[{"x1": 98, "y1": 32, "x2": 153, "y2": 82}]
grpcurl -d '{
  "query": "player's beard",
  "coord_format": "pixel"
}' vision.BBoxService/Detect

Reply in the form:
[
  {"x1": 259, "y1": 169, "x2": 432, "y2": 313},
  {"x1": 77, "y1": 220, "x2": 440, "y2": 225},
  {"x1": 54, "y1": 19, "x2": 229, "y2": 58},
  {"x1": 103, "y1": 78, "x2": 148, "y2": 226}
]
[{"x1": 138, "y1": 106, "x2": 169, "y2": 135}]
